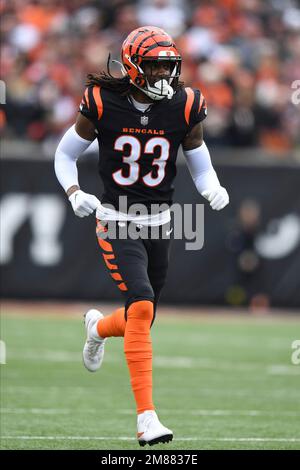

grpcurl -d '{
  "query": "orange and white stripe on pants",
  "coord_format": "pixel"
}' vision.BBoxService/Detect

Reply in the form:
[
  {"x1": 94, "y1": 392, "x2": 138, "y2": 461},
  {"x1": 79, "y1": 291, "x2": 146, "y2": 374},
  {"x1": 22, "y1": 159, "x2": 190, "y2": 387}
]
[{"x1": 96, "y1": 220, "x2": 128, "y2": 292}]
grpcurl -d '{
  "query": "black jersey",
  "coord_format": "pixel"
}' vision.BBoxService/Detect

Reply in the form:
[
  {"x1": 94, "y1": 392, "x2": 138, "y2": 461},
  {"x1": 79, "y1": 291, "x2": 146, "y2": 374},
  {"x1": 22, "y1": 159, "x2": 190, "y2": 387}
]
[{"x1": 79, "y1": 85, "x2": 207, "y2": 210}]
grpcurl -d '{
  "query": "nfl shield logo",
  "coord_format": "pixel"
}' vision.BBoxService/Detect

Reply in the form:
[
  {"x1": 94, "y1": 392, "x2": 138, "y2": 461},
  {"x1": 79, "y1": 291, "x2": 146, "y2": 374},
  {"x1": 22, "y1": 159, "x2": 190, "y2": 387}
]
[{"x1": 141, "y1": 115, "x2": 148, "y2": 126}]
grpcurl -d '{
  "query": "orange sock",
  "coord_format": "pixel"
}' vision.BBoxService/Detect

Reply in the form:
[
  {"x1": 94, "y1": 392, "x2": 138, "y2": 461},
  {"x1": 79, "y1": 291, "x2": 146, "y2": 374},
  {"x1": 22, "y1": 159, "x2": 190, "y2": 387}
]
[
  {"x1": 97, "y1": 307, "x2": 126, "y2": 338},
  {"x1": 124, "y1": 300, "x2": 155, "y2": 414}
]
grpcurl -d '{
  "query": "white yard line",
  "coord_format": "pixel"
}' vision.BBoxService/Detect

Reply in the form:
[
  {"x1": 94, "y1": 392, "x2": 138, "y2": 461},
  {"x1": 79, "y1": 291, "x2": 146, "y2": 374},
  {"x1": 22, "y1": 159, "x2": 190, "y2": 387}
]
[
  {"x1": 118, "y1": 409, "x2": 300, "y2": 417},
  {"x1": 0, "y1": 408, "x2": 71, "y2": 415},
  {"x1": 4, "y1": 385, "x2": 300, "y2": 399},
  {"x1": 267, "y1": 365, "x2": 300, "y2": 375},
  {"x1": 1, "y1": 408, "x2": 299, "y2": 417},
  {"x1": 6, "y1": 350, "x2": 299, "y2": 374},
  {"x1": 1, "y1": 436, "x2": 300, "y2": 443}
]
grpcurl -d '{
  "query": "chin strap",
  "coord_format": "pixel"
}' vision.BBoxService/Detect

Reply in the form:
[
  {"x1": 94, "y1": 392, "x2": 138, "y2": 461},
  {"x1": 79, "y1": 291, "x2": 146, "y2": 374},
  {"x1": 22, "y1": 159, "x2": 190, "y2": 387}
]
[{"x1": 144, "y1": 79, "x2": 174, "y2": 101}]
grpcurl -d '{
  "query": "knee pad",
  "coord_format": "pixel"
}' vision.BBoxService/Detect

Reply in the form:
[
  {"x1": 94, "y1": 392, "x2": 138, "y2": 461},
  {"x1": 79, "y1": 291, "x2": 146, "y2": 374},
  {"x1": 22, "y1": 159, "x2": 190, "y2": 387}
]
[{"x1": 127, "y1": 300, "x2": 154, "y2": 322}]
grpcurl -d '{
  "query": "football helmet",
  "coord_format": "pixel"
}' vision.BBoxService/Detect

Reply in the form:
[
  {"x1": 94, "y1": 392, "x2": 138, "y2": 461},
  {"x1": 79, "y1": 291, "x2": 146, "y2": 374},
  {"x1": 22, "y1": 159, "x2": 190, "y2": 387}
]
[{"x1": 121, "y1": 26, "x2": 181, "y2": 101}]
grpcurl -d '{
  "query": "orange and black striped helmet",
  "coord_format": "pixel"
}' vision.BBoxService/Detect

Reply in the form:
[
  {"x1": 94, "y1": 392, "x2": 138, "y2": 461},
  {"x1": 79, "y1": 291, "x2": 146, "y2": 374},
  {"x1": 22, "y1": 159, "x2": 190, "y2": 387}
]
[{"x1": 121, "y1": 26, "x2": 181, "y2": 100}]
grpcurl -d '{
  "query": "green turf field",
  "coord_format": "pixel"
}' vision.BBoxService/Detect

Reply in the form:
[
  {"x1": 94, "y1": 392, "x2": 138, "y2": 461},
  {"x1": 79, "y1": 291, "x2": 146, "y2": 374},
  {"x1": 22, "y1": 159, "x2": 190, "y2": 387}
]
[{"x1": 1, "y1": 305, "x2": 300, "y2": 450}]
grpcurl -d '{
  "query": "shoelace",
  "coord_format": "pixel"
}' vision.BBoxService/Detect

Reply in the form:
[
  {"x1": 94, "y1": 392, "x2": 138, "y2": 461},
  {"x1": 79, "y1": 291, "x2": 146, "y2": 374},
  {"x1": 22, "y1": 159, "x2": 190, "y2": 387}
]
[{"x1": 87, "y1": 339, "x2": 103, "y2": 359}]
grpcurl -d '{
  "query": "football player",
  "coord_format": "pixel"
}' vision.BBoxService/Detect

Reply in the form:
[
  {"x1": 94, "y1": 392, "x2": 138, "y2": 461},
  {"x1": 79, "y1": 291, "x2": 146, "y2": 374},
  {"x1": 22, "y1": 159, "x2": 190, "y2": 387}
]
[{"x1": 54, "y1": 26, "x2": 229, "y2": 447}]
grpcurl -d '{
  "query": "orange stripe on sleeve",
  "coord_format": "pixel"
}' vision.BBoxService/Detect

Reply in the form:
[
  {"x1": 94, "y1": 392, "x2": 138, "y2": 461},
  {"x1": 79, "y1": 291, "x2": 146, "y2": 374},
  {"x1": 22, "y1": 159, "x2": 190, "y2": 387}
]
[
  {"x1": 184, "y1": 88, "x2": 195, "y2": 125},
  {"x1": 198, "y1": 93, "x2": 204, "y2": 113},
  {"x1": 84, "y1": 88, "x2": 90, "y2": 109},
  {"x1": 92, "y1": 86, "x2": 103, "y2": 120},
  {"x1": 184, "y1": 88, "x2": 195, "y2": 124}
]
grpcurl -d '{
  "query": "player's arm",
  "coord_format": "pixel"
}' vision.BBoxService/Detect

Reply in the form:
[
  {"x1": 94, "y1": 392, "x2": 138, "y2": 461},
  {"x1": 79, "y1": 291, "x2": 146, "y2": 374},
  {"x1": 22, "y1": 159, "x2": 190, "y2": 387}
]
[
  {"x1": 182, "y1": 122, "x2": 229, "y2": 211},
  {"x1": 54, "y1": 113, "x2": 100, "y2": 218},
  {"x1": 182, "y1": 120, "x2": 204, "y2": 150}
]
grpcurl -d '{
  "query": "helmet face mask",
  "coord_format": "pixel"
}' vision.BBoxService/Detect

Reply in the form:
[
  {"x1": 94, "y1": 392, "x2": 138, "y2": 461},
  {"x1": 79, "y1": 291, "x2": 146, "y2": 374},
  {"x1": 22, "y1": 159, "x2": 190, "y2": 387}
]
[{"x1": 121, "y1": 26, "x2": 182, "y2": 100}]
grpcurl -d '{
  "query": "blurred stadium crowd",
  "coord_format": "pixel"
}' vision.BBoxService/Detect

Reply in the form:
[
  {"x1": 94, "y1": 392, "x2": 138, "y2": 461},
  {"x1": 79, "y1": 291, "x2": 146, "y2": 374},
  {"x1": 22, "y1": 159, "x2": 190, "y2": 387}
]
[{"x1": 1, "y1": 0, "x2": 300, "y2": 155}]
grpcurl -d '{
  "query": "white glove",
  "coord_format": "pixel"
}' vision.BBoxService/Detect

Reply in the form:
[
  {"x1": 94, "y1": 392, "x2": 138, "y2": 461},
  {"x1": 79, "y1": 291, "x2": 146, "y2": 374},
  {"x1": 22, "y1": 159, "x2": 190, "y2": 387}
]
[
  {"x1": 201, "y1": 187, "x2": 229, "y2": 211},
  {"x1": 68, "y1": 190, "x2": 100, "y2": 218}
]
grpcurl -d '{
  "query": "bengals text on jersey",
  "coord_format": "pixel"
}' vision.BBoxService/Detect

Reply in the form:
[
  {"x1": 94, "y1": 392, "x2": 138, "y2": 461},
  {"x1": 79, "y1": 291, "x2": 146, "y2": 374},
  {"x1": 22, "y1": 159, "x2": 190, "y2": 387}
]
[{"x1": 79, "y1": 86, "x2": 207, "y2": 210}]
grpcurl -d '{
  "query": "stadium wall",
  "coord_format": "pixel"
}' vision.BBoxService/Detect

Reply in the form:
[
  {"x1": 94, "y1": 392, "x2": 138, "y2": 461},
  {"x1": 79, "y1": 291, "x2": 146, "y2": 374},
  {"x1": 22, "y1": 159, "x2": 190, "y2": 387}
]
[{"x1": 1, "y1": 158, "x2": 300, "y2": 308}]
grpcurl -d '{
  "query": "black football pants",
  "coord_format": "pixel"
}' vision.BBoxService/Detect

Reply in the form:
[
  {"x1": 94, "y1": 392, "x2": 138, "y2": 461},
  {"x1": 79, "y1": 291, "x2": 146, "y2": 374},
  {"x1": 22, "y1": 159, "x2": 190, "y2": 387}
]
[{"x1": 96, "y1": 220, "x2": 172, "y2": 324}]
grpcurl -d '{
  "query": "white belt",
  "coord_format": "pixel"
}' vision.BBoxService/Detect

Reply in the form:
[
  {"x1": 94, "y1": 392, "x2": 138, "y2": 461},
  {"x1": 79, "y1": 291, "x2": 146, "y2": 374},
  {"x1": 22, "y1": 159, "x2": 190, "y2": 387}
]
[{"x1": 96, "y1": 204, "x2": 171, "y2": 227}]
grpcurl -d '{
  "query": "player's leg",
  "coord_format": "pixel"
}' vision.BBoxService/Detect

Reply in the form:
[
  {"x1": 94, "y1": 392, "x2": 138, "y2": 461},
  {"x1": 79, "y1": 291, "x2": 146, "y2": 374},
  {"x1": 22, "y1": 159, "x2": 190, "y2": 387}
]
[
  {"x1": 91, "y1": 219, "x2": 156, "y2": 409},
  {"x1": 82, "y1": 221, "x2": 129, "y2": 372},
  {"x1": 145, "y1": 225, "x2": 172, "y2": 323},
  {"x1": 83, "y1": 230, "x2": 152, "y2": 369},
  {"x1": 89, "y1": 231, "x2": 170, "y2": 339},
  {"x1": 92, "y1": 221, "x2": 170, "y2": 336},
  {"x1": 136, "y1": 227, "x2": 173, "y2": 445},
  {"x1": 95, "y1": 219, "x2": 154, "y2": 338},
  {"x1": 95, "y1": 225, "x2": 155, "y2": 409},
  {"x1": 130, "y1": 226, "x2": 173, "y2": 446},
  {"x1": 90, "y1": 220, "x2": 156, "y2": 340},
  {"x1": 108, "y1": 225, "x2": 173, "y2": 445},
  {"x1": 97, "y1": 227, "x2": 156, "y2": 409},
  {"x1": 96, "y1": 307, "x2": 126, "y2": 338},
  {"x1": 84, "y1": 220, "x2": 129, "y2": 345},
  {"x1": 91, "y1": 220, "x2": 173, "y2": 445}
]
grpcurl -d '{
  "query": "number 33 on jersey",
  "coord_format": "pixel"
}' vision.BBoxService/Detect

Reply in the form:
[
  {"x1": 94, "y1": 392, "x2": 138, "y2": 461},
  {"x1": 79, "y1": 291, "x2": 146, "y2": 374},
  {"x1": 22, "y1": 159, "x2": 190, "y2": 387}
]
[{"x1": 79, "y1": 85, "x2": 207, "y2": 209}]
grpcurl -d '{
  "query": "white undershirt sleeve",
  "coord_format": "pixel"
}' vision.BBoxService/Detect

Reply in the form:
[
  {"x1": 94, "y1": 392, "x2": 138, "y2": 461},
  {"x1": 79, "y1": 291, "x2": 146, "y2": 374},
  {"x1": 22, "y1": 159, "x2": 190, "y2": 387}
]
[
  {"x1": 183, "y1": 141, "x2": 221, "y2": 193},
  {"x1": 54, "y1": 124, "x2": 94, "y2": 192}
]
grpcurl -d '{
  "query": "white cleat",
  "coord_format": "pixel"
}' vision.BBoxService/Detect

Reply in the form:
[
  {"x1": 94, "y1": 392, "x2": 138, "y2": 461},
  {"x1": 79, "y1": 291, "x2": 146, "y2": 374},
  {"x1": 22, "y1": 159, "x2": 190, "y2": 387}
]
[
  {"x1": 137, "y1": 410, "x2": 173, "y2": 447},
  {"x1": 83, "y1": 309, "x2": 106, "y2": 372}
]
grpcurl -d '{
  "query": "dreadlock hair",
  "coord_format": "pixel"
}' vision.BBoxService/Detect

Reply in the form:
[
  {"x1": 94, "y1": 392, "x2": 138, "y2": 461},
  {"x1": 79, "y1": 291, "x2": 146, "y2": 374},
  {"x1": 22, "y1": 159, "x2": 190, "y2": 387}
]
[
  {"x1": 86, "y1": 72, "x2": 132, "y2": 95},
  {"x1": 86, "y1": 53, "x2": 133, "y2": 95},
  {"x1": 86, "y1": 54, "x2": 184, "y2": 96}
]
